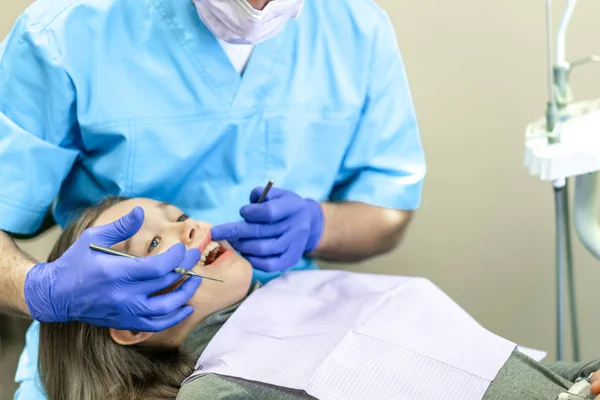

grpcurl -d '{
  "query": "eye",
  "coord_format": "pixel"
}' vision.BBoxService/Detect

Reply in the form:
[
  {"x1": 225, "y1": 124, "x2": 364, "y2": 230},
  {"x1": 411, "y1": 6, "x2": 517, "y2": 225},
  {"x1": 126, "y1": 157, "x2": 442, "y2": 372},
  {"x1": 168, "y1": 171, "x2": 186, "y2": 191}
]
[
  {"x1": 148, "y1": 236, "x2": 161, "y2": 252},
  {"x1": 177, "y1": 214, "x2": 189, "y2": 222}
]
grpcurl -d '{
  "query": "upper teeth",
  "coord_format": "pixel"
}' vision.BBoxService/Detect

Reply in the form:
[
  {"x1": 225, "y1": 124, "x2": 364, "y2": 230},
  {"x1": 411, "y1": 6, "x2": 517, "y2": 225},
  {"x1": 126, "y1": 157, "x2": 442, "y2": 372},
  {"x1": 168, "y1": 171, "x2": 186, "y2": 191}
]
[{"x1": 202, "y1": 241, "x2": 220, "y2": 258}]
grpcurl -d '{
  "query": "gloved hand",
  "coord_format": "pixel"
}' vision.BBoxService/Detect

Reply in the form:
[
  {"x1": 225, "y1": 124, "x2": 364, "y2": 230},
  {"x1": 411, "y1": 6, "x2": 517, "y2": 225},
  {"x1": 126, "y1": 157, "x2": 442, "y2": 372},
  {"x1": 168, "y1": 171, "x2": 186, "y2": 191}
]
[
  {"x1": 24, "y1": 207, "x2": 202, "y2": 332},
  {"x1": 210, "y1": 187, "x2": 324, "y2": 272}
]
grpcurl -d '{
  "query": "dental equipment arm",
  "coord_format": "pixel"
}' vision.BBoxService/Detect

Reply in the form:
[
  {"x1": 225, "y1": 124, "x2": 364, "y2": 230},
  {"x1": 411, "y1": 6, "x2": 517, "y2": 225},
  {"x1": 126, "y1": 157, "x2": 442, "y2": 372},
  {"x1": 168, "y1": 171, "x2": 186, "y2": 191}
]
[
  {"x1": 525, "y1": 0, "x2": 600, "y2": 362},
  {"x1": 545, "y1": 0, "x2": 559, "y2": 138},
  {"x1": 557, "y1": 0, "x2": 600, "y2": 262},
  {"x1": 553, "y1": 0, "x2": 578, "y2": 109},
  {"x1": 556, "y1": 0, "x2": 578, "y2": 68},
  {"x1": 574, "y1": 173, "x2": 600, "y2": 259},
  {"x1": 309, "y1": 202, "x2": 413, "y2": 263},
  {"x1": 0, "y1": 230, "x2": 38, "y2": 317}
]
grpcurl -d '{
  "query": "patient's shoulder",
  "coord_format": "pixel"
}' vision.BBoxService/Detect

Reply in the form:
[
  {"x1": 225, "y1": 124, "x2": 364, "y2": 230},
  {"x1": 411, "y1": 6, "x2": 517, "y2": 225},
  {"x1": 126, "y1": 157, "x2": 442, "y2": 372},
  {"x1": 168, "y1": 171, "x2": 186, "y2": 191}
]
[
  {"x1": 177, "y1": 373, "x2": 258, "y2": 400},
  {"x1": 178, "y1": 373, "x2": 311, "y2": 400}
]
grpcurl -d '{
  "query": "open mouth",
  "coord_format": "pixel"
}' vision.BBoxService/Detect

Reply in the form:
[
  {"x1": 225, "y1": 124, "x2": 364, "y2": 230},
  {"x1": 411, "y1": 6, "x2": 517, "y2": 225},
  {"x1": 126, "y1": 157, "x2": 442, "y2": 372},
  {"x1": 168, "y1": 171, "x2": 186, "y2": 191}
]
[
  {"x1": 153, "y1": 241, "x2": 225, "y2": 296},
  {"x1": 199, "y1": 241, "x2": 226, "y2": 266}
]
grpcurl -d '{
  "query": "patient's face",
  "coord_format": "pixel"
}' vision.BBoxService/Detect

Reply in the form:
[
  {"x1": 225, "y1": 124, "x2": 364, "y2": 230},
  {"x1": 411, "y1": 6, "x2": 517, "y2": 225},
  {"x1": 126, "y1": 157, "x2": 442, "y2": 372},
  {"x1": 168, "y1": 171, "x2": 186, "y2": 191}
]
[{"x1": 93, "y1": 198, "x2": 253, "y2": 344}]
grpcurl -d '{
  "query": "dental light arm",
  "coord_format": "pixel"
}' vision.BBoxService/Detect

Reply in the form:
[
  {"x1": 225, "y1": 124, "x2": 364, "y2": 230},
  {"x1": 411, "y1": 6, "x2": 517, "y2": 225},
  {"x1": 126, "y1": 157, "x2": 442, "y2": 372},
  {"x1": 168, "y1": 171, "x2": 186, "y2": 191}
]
[{"x1": 574, "y1": 173, "x2": 600, "y2": 259}]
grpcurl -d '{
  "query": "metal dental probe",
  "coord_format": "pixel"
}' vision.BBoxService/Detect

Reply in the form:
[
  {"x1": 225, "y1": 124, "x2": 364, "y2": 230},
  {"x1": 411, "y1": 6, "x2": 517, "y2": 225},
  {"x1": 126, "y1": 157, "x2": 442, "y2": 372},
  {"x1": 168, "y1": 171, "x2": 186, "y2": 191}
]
[
  {"x1": 257, "y1": 179, "x2": 274, "y2": 203},
  {"x1": 89, "y1": 244, "x2": 225, "y2": 283}
]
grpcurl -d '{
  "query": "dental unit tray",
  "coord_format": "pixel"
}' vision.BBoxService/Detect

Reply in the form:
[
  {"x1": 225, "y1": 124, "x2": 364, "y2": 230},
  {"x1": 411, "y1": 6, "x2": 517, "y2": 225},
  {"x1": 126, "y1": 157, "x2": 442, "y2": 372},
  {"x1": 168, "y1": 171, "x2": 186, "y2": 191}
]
[{"x1": 525, "y1": 98, "x2": 600, "y2": 181}]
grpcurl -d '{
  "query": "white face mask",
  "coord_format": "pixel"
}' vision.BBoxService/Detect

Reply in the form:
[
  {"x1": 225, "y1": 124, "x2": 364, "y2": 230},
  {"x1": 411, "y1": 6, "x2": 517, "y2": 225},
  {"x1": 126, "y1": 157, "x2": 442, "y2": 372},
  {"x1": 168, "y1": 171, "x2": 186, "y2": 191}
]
[{"x1": 193, "y1": 0, "x2": 305, "y2": 45}]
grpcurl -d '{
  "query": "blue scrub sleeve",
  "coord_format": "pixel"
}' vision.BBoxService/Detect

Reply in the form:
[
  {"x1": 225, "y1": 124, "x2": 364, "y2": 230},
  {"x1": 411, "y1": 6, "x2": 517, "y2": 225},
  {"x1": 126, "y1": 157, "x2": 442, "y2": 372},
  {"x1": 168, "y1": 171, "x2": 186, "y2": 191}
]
[
  {"x1": 1, "y1": 18, "x2": 77, "y2": 400},
  {"x1": 0, "y1": 18, "x2": 79, "y2": 235},
  {"x1": 330, "y1": 12, "x2": 426, "y2": 211},
  {"x1": 13, "y1": 322, "x2": 45, "y2": 400}
]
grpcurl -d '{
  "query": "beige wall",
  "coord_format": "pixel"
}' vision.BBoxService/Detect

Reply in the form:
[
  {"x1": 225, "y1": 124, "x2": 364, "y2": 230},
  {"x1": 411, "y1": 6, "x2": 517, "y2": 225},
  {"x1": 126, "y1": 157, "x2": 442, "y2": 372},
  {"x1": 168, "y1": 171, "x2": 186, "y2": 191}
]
[{"x1": 2, "y1": 0, "x2": 600, "y2": 363}]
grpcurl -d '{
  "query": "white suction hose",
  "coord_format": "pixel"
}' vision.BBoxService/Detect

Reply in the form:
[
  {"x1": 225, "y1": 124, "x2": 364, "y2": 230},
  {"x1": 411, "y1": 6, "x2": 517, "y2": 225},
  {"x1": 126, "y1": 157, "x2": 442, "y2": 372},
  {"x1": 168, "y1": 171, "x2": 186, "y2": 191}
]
[
  {"x1": 574, "y1": 173, "x2": 600, "y2": 259},
  {"x1": 556, "y1": 0, "x2": 578, "y2": 67}
]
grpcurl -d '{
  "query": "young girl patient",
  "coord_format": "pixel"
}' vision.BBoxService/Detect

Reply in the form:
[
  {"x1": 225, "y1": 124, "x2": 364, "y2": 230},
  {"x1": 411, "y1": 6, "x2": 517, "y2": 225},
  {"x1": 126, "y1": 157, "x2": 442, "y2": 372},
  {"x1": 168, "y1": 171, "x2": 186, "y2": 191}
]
[{"x1": 38, "y1": 197, "x2": 600, "y2": 400}]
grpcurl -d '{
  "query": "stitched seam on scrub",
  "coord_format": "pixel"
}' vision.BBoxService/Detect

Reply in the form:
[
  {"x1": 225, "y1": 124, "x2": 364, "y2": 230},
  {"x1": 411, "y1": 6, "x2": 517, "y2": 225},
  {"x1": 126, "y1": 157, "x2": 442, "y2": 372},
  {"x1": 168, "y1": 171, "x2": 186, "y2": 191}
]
[
  {"x1": 82, "y1": 106, "x2": 357, "y2": 131},
  {"x1": 0, "y1": 193, "x2": 46, "y2": 214},
  {"x1": 125, "y1": 120, "x2": 136, "y2": 196},
  {"x1": 148, "y1": 0, "x2": 227, "y2": 110},
  {"x1": 34, "y1": 0, "x2": 86, "y2": 32}
]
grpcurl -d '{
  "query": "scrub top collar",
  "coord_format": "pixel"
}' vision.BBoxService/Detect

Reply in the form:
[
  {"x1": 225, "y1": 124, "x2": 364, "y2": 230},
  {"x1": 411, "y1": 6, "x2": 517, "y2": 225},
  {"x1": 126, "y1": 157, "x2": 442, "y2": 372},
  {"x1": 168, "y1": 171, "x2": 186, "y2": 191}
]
[{"x1": 152, "y1": 0, "x2": 293, "y2": 109}]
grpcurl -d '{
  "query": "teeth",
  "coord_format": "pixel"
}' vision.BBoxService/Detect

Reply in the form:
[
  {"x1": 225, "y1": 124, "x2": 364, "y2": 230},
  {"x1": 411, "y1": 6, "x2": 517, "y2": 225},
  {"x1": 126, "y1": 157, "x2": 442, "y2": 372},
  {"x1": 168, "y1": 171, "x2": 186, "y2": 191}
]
[
  {"x1": 202, "y1": 242, "x2": 219, "y2": 257},
  {"x1": 200, "y1": 241, "x2": 221, "y2": 266},
  {"x1": 202, "y1": 241, "x2": 220, "y2": 257}
]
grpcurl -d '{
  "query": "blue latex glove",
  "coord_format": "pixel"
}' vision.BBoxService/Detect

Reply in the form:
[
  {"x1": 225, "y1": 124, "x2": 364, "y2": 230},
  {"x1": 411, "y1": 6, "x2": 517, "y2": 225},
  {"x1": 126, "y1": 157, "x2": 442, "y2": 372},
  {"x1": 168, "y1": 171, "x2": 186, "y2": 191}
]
[
  {"x1": 24, "y1": 207, "x2": 202, "y2": 332},
  {"x1": 211, "y1": 187, "x2": 324, "y2": 272}
]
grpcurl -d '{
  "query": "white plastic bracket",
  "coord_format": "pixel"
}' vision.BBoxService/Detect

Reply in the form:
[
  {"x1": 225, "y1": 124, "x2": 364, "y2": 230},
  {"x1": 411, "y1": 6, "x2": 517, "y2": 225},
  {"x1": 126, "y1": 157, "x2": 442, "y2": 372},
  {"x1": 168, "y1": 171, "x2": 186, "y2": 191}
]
[{"x1": 525, "y1": 98, "x2": 600, "y2": 181}]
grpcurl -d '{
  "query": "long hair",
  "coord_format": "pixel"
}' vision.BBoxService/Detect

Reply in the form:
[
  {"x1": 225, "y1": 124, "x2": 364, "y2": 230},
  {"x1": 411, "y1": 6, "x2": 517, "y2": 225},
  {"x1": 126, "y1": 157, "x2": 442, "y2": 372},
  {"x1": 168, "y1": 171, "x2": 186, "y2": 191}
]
[{"x1": 38, "y1": 197, "x2": 195, "y2": 400}]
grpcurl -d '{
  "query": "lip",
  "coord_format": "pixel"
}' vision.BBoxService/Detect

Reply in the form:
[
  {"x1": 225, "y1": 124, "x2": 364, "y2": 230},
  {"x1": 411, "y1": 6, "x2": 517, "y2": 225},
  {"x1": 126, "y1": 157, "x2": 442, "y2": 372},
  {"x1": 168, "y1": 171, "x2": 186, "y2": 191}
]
[
  {"x1": 196, "y1": 231, "x2": 213, "y2": 253},
  {"x1": 216, "y1": 240, "x2": 233, "y2": 250}
]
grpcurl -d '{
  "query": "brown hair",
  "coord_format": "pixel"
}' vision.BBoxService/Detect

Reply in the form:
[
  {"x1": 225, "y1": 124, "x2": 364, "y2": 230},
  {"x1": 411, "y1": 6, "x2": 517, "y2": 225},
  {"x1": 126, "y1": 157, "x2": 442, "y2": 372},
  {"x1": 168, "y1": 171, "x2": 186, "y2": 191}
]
[{"x1": 38, "y1": 197, "x2": 195, "y2": 400}]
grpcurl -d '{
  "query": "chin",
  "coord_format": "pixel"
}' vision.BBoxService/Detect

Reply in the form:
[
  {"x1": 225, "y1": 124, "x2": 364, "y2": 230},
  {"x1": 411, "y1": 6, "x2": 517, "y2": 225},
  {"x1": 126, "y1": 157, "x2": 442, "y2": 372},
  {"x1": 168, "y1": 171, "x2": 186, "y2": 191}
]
[
  {"x1": 194, "y1": 255, "x2": 253, "y2": 296},
  {"x1": 186, "y1": 259, "x2": 253, "y2": 318}
]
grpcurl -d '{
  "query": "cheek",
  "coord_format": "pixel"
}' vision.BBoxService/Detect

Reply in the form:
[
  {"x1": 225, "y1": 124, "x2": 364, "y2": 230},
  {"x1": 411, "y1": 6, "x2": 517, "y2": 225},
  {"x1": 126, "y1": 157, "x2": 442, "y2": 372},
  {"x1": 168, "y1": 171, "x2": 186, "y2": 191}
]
[
  {"x1": 237, "y1": 258, "x2": 253, "y2": 286},
  {"x1": 222, "y1": 258, "x2": 254, "y2": 298},
  {"x1": 158, "y1": 237, "x2": 182, "y2": 254}
]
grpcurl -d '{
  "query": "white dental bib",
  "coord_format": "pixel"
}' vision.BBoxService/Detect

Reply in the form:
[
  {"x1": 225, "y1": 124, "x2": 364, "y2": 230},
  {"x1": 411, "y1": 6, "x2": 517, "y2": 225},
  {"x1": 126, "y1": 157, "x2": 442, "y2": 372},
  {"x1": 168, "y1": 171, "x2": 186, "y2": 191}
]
[{"x1": 183, "y1": 271, "x2": 516, "y2": 400}]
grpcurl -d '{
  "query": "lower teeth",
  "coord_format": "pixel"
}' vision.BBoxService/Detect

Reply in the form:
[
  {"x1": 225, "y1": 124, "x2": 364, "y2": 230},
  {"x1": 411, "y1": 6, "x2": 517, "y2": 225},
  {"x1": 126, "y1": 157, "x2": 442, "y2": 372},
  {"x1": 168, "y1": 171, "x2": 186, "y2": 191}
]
[{"x1": 204, "y1": 247, "x2": 220, "y2": 266}]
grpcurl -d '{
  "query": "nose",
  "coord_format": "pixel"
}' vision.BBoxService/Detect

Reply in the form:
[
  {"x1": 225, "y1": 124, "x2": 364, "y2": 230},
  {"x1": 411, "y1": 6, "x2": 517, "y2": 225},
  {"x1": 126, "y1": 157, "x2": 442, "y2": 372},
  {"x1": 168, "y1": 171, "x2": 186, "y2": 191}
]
[
  {"x1": 180, "y1": 218, "x2": 198, "y2": 245},
  {"x1": 179, "y1": 219, "x2": 213, "y2": 247}
]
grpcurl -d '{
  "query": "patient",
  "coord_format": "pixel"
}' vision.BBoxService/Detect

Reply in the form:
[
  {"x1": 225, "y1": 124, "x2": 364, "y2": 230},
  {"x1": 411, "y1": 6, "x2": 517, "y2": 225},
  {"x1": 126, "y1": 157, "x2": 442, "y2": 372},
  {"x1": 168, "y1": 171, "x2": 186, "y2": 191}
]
[{"x1": 38, "y1": 197, "x2": 600, "y2": 400}]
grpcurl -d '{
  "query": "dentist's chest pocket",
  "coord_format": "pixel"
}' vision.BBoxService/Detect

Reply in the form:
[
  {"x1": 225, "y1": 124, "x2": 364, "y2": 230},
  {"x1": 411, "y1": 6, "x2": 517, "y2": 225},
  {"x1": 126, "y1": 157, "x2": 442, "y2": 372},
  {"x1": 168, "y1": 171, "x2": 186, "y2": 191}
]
[
  {"x1": 265, "y1": 113, "x2": 358, "y2": 189},
  {"x1": 123, "y1": 110, "x2": 359, "y2": 201}
]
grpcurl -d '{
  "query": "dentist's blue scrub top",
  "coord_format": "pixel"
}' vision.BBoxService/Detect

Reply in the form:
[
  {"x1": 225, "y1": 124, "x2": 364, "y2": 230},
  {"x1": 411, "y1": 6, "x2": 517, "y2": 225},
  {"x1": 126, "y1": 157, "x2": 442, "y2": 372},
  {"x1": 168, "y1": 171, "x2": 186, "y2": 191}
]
[{"x1": 1, "y1": 0, "x2": 425, "y2": 398}]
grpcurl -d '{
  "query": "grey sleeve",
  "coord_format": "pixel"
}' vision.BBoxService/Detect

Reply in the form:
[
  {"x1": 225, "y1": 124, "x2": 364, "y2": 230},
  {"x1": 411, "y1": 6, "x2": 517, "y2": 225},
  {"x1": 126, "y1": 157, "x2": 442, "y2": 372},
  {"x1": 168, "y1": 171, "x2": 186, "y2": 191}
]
[
  {"x1": 177, "y1": 374, "x2": 259, "y2": 400},
  {"x1": 543, "y1": 360, "x2": 600, "y2": 382},
  {"x1": 483, "y1": 351, "x2": 573, "y2": 400},
  {"x1": 177, "y1": 373, "x2": 313, "y2": 400}
]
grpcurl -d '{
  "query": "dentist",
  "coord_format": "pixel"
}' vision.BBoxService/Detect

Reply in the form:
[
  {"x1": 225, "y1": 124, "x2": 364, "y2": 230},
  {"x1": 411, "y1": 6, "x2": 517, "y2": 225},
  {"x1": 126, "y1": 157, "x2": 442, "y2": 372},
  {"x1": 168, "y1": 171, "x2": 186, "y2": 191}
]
[{"x1": 0, "y1": 0, "x2": 425, "y2": 398}]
